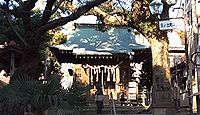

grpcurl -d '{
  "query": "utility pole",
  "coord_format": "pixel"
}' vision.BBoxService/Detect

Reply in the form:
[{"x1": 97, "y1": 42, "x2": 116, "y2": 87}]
[
  {"x1": 182, "y1": 1, "x2": 193, "y2": 112},
  {"x1": 189, "y1": 0, "x2": 200, "y2": 113},
  {"x1": 195, "y1": 0, "x2": 200, "y2": 113}
]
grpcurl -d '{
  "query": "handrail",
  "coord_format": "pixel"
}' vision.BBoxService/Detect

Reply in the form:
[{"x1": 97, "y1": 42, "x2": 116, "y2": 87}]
[{"x1": 110, "y1": 92, "x2": 116, "y2": 115}]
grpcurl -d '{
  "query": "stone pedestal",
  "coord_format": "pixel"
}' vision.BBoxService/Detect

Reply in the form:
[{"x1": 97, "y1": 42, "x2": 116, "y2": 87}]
[
  {"x1": 152, "y1": 91, "x2": 175, "y2": 115},
  {"x1": 153, "y1": 108, "x2": 175, "y2": 115}
]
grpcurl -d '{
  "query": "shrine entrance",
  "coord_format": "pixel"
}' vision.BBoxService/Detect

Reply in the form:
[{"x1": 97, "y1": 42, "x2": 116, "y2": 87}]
[
  {"x1": 87, "y1": 64, "x2": 120, "y2": 99},
  {"x1": 50, "y1": 25, "x2": 152, "y2": 106}
]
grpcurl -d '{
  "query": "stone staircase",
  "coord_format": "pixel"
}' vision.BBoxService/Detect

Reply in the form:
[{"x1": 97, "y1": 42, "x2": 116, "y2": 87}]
[{"x1": 79, "y1": 102, "x2": 148, "y2": 115}]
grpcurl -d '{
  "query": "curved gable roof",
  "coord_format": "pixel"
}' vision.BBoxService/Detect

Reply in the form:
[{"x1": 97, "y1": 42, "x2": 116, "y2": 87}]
[{"x1": 54, "y1": 25, "x2": 149, "y2": 54}]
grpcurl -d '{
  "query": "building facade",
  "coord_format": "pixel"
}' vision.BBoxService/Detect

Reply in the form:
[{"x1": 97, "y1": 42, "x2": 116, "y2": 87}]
[{"x1": 50, "y1": 21, "x2": 152, "y2": 106}]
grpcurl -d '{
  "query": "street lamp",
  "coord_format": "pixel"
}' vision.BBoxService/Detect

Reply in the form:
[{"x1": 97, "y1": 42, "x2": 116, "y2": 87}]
[{"x1": 149, "y1": 0, "x2": 163, "y2": 18}]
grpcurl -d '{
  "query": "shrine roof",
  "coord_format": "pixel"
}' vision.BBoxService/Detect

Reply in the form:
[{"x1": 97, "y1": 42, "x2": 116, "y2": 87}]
[{"x1": 51, "y1": 25, "x2": 149, "y2": 55}]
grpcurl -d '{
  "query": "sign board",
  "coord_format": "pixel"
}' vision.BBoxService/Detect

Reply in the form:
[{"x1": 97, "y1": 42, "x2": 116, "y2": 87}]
[
  {"x1": 159, "y1": 19, "x2": 184, "y2": 31},
  {"x1": 169, "y1": 8, "x2": 184, "y2": 19}
]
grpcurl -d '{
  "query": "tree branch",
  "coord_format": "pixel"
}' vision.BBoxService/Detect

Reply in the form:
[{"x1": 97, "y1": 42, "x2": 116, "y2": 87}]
[
  {"x1": 51, "y1": 0, "x2": 65, "y2": 15},
  {"x1": 20, "y1": 0, "x2": 38, "y2": 28},
  {"x1": 39, "y1": 0, "x2": 108, "y2": 32},
  {"x1": 4, "y1": 10, "x2": 28, "y2": 46},
  {"x1": 41, "y1": 0, "x2": 57, "y2": 25},
  {"x1": 93, "y1": 7, "x2": 128, "y2": 25},
  {"x1": 22, "y1": 0, "x2": 38, "y2": 11}
]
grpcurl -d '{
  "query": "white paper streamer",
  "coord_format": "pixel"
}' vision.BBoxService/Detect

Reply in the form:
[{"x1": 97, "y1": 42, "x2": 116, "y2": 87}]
[
  {"x1": 107, "y1": 69, "x2": 110, "y2": 81},
  {"x1": 90, "y1": 68, "x2": 93, "y2": 83}
]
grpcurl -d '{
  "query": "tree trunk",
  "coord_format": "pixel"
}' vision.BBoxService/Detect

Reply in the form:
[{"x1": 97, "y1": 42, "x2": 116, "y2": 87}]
[
  {"x1": 149, "y1": 38, "x2": 175, "y2": 114},
  {"x1": 11, "y1": 36, "x2": 42, "y2": 81}
]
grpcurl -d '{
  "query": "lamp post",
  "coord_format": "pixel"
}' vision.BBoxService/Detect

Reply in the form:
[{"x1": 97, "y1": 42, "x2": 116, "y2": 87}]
[
  {"x1": 149, "y1": 0, "x2": 179, "y2": 115},
  {"x1": 189, "y1": 1, "x2": 200, "y2": 113}
]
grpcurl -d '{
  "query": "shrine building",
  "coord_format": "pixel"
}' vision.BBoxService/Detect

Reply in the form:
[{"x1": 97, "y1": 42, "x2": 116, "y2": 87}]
[{"x1": 50, "y1": 16, "x2": 152, "y2": 106}]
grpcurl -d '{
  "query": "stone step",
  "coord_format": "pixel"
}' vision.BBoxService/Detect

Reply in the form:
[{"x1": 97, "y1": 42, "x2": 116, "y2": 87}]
[
  {"x1": 81, "y1": 106, "x2": 145, "y2": 111},
  {"x1": 79, "y1": 104, "x2": 147, "y2": 115},
  {"x1": 102, "y1": 114, "x2": 152, "y2": 115},
  {"x1": 83, "y1": 104, "x2": 146, "y2": 109}
]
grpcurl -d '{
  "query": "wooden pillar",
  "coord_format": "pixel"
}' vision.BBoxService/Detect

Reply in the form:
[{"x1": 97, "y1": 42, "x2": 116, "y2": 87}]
[
  {"x1": 115, "y1": 67, "x2": 121, "y2": 100},
  {"x1": 10, "y1": 53, "x2": 15, "y2": 77}
]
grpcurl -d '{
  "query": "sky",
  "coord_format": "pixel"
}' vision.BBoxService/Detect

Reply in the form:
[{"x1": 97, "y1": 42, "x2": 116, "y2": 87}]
[
  {"x1": 0, "y1": 0, "x2": 183, "y2": 18},
  {"x1": 0, "y1": 0, "x2": 133, "y2": 11},
  {"x1": 0, "y1": 0, "x2": 184, "y2": 17}
]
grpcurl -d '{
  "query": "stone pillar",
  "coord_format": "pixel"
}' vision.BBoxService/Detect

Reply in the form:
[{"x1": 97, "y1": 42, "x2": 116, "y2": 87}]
[{"x1": 150, "y1": 38, "x2": 176, "y2": 115}]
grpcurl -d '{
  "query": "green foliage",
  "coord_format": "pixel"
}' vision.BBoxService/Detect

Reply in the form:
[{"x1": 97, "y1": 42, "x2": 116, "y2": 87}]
[
  {"x1": 0, "y1": 75, "x2": 61, "y2": 113},
  {"x1": 0, "y1": 80, "x2": 7, "y2": 88},
  {"x1": 31, "y1": 8, "x2": 43, "y2": 27},
  {"x1": 0, "y1": 11, "x2": 24, "y2": 44},
  {"x1": 0, "y1": 20, "x2": 15, "y2": 43},
  {"x1": 0, "y1": 73, "x2": 87, "y2": 114},
  {"x1": 0, "y1": 34, "x2": 8, "y2": 43},
  {"x1": 138, "y1": 22, "x2": 155, "y2": 33},
  {"x1": 63, "y1": 81, "x2": 87, "y2": 109},
  {"x1": 47, "y1": 29, "x2": 68, "y2": 46}
]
